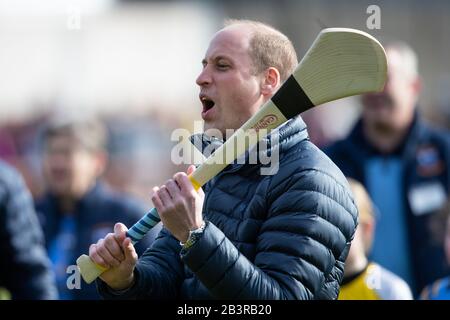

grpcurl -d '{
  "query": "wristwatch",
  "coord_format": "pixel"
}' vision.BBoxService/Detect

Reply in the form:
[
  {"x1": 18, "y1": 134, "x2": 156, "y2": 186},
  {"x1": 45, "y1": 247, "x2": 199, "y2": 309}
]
[{"x1": 180, "y1": 221, "x2": 206, "y2": 250}]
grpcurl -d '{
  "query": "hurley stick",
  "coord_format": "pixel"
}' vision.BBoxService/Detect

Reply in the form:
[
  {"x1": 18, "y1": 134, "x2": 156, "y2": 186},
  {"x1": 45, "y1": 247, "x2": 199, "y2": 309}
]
[{"x1": 77, "y1": 28, "x2": 387, "y2": 284}]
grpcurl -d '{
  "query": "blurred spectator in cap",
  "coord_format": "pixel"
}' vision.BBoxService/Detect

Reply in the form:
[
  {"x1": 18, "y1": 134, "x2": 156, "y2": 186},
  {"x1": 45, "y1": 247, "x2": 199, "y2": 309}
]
[
  {"x1": 324, "y1": 41, "x2": 450, "y2": 295},
  {"x1": 35, "y1": 115, "x2": 160, "y2": 300},
  {"x1": 339, "y1": 178, "x2": 413, "y2": 300},
  {"x1": 0, "y1": 159, "x2": 57, "y2": 299}
]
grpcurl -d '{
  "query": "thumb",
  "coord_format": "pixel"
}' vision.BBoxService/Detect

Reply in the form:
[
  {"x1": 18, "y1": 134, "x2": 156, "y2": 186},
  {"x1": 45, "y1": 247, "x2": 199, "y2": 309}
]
[
  {"x1": 114, "y1": 223, "x2": 128, "y2": 243},
  {"x1": 197, "y1": 186, "x2": 205, "y2": 198},
  {"x1": 186, "y1": 165, "x2": 196, "y2": 175},
  {"x1": 122, "y1": 237, "x2": 138, "y2": 263}
]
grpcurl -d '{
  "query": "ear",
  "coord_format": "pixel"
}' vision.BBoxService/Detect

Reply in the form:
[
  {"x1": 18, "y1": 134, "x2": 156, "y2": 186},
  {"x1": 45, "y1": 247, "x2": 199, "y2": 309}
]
[
  {"x1": 261, "y1": 67, "x2": 281, "y2": 97},
  {"x1": 361, "y1": 218, "x2": 375, "y2": 254}
]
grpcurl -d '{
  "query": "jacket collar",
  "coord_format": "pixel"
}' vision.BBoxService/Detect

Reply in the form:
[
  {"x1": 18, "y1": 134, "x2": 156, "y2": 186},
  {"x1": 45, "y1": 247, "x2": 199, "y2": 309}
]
[
  {"x1": 41, "y1": 181, "x2": 105, "y2": 217},
  {"x1": 348, "y1": 109, "x2": 424, "y2": 158},
  {"x1": 189, "y1": 116, "x2": 309, "y2": 169}
]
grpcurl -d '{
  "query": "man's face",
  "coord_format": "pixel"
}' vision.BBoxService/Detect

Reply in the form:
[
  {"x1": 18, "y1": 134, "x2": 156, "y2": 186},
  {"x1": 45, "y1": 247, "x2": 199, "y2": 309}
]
[
  {"x1": 361, "y1": 47, "x2": 420, "y2": 131},
  {"x1": 43, "y1": 134, "x2": 102, "y2": 198},
  {"x1": 196, "y1": 26, "x2": 265, "y2": 136}
]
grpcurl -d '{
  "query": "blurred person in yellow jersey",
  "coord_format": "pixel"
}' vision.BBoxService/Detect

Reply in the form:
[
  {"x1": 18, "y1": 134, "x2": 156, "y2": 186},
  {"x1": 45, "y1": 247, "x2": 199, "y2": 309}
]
[{"x1": 339, "y1": 178, "x2": 413, "y2": 300}]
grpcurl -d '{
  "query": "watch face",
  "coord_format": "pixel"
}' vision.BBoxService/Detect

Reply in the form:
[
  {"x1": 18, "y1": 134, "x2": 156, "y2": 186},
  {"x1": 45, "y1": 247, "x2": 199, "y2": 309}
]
[
  {"x1": 181, "y1": 222, "x2": 206, "y2": 250},
  {"x1": 183, "y1": 225, "x2": 205, "y2": 250}
]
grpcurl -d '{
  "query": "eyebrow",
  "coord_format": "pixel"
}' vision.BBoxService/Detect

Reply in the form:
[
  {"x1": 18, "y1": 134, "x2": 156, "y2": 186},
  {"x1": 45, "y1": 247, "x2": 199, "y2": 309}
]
[{"x1": 201, "y1": 55, "x2": 232, "y2": 65}]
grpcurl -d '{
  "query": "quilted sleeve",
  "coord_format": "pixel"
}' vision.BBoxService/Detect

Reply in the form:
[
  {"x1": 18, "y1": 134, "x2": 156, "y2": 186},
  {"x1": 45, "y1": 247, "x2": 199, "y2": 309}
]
[{"x1": 181, "y1": 167, "x2": 357, "y2": 299}]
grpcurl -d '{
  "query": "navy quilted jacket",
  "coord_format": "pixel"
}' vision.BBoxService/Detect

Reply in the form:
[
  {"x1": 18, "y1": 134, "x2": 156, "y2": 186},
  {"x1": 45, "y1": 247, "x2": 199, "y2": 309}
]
[{"x1": 98, "y1": 117, "x2": 358, "y2": 300}]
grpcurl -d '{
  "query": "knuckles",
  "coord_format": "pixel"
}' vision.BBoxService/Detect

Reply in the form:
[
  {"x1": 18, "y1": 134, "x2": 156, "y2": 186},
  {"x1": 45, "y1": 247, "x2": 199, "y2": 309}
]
[
  {"x1": 182, "y1": 189, "x2": 196, "y2": 201},
  {"x1": 96, "y1": 244, "x2": 107, "y2": 256},
  {"x1": 165, "y1": 179, "x2": 175, "y2": 186},
  {"x1": 89, "y1": 243, "x2": 96, "y2": 255},
  {"x1": 173, "y1": 172, "x2": 186, "y2": 181},
  {"x1": 105, "y1": 233, "x2": 118, "y2": 246}
]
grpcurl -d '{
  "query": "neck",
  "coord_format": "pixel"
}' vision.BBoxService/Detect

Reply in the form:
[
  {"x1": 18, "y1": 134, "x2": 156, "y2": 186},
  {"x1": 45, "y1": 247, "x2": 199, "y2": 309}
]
[
  {"x1": 57, "y1": 196, "x2": 77, "y2": 214},
  {"x1": 363, "y1": 121, "x2": 410, "y2": 154},
  {"x1": 344, "y1": 255, "x2": 369, "y2": 278}
]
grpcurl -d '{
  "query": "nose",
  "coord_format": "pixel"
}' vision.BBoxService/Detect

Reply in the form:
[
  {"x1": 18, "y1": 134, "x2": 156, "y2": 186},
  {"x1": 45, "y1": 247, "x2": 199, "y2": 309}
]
[{"x1": 196, "y1": 66, "x2": 212, "y2": 87}]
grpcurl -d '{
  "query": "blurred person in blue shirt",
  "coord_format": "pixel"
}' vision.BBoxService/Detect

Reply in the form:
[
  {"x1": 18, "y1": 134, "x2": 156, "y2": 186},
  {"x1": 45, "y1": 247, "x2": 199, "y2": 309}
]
[
  {"x1": 324, "y1": 41, "x2": 450, "y2": 296},
  {"x1": 339, "y1": 178, "x2": 413, "y2": 300},
  {"x1": 35, "y1": 116, "x2": 160, "y2": 300}
]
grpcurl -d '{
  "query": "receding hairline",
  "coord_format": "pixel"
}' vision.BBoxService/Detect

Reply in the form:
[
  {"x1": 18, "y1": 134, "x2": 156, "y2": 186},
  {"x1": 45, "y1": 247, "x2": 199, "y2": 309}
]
[
  {"x1": 223, "y1": 19, "x2": 290, "y2": 42},
  {"x1": 220, "y1": 19, "x2": 298, "y2": 82}
]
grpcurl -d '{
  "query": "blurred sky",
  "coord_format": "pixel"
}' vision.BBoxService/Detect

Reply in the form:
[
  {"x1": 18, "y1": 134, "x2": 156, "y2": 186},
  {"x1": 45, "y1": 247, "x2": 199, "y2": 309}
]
[
  {"x1": 0, "y1": 0, "x2": 449, "y2": 204},
  {"x1": 0, "y1": 0, "x2": 449, "y2": 126}
]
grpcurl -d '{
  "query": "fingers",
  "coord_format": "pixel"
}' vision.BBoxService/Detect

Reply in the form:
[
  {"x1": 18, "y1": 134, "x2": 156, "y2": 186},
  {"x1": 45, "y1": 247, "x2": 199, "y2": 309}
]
[
  {"x1": 106, "y1": 232, "x2": 125, "y2": 261},
  {"x1": 186, "y1": 165, "x2": 196, "y2": 175},
  {"x1": 89, "y1": 228, "x2": 128, "y2": 268},
  {"x1": 152, "y1": 169, "x2": 198, "y2": 209},
  {"x1": 122, "y1": 237, "x2": 138, "y2": 264},
  {"x1": 89, "y1": 243, "x2": 109, "y2": 269},
  {"x1": 165, "y1": 180, "x2": 181, "y2": 203},
  {"x1": 89, "y1": 237, "x2": 121, "y2": 268},
  {"x1": 158, "y1": 185, "x2": 172, "y2": 207},
  {"x1": 151, "y1": 187, "x2": 164, "y2": 209},
  {"x1": 174, "y1": 171, "x2": 197, "y2": 198},
  {"x1": 114, "y1": 223, "x2": 128, "y2": 243}
]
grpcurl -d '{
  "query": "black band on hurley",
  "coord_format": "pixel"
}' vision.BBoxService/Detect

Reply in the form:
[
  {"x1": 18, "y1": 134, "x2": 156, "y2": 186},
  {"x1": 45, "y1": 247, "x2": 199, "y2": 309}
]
[{"x1": 271, "y1": 75, "x2": 314, "y2": 119}]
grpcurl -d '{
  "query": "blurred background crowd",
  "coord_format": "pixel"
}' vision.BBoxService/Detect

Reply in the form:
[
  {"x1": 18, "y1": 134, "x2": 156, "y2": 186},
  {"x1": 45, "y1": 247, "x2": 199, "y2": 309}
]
[{"x1": 0, "y1": 0, "x2": 449, "y2": 300}]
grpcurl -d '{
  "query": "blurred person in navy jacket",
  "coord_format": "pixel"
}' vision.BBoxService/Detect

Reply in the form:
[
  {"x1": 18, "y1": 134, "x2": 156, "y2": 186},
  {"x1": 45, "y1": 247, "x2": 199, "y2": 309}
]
[
  {"x1": 0, "y1": 159, "x2": 57, "y2": 299},
  {"x1": 325, "y1": 41, "x2": 450, "y2": 295},
  {"x1": 35, "y1": 116, "x2": 160, "y2": 300},
  {"x1": 420, "y1": 199, "x2": 450, "y2": 300}
]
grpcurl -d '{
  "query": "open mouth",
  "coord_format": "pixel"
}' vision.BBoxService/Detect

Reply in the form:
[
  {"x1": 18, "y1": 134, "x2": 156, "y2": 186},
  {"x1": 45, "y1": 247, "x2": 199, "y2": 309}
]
[
  {"x1": 200, "y1": 95, "x2": 215, "y2": 119},
  {"x1": 201, "y1": 97, "x2": 215, "y2": 112}
]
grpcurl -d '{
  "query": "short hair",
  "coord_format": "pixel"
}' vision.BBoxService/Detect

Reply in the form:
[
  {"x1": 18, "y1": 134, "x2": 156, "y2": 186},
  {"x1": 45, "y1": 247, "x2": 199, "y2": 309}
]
[
  {"x1": 42, "y1": 116, "x2": 107, "y2": 153},
  {"x1": 384, "y1": 40, "x2": 419, "y2": 79},
  {"x1": 347, "y1": 178, "x2": 374, "y2": 223},
  {"x1": 224, "y1": 19, "x2": 298, "y2": 83}
]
